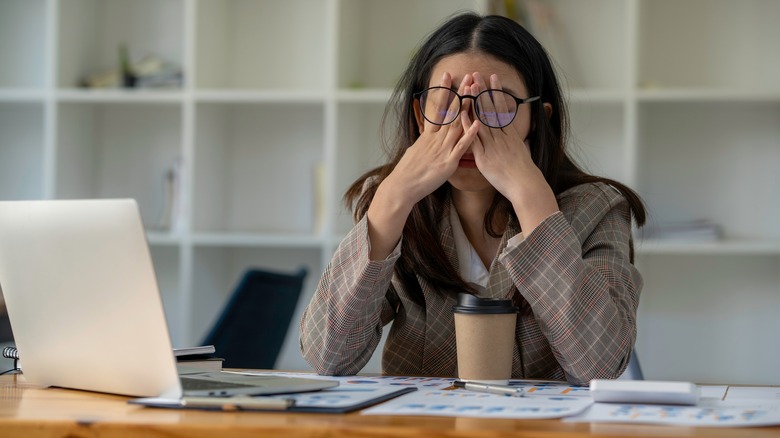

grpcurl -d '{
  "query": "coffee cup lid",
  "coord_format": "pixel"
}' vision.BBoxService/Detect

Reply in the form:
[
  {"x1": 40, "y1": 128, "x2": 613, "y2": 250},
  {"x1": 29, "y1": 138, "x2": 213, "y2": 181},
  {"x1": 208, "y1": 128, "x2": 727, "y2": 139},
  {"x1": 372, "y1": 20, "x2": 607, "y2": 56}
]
[{"x1": 452, "y1": 293, "x2": 518, "y2": 314}]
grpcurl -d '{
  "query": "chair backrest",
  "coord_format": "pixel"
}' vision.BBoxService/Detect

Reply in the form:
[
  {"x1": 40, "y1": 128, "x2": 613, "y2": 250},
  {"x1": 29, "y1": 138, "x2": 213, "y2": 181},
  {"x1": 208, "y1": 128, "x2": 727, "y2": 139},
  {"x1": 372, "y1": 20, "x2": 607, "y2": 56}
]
[
  {"x1": 627, "y1": 348, "x2": 644, "y2": 380},
  {"x1": 202, "y1": 267, "x2": 307, "y2": 369}
]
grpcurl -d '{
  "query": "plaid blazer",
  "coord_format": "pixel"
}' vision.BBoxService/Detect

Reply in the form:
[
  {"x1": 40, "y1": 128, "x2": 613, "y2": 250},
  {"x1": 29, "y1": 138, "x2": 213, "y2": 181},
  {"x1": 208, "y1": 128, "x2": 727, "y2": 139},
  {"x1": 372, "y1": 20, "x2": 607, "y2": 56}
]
[{"x1": 300, "y1": 182, "x2": 642, "y2": 385}]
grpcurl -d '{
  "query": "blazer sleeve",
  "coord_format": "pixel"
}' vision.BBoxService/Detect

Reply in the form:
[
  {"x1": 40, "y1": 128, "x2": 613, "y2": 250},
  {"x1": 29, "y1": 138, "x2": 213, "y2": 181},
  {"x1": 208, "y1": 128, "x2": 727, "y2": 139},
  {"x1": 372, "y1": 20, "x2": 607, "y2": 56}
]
[
  {"x1": 299, "y1": 215, "x2": 401, "y2": 375},
  {"x1": 499, "y1": 183, "x2": 642, "y2": 385}
]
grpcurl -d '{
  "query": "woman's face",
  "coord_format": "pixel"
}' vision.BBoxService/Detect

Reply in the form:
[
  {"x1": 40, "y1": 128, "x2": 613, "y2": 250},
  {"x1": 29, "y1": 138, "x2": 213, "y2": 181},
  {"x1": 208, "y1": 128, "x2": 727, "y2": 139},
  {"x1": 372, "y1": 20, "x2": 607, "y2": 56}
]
[{"x1": 422, "y1": 52, "x2": 533, "y2": 194}]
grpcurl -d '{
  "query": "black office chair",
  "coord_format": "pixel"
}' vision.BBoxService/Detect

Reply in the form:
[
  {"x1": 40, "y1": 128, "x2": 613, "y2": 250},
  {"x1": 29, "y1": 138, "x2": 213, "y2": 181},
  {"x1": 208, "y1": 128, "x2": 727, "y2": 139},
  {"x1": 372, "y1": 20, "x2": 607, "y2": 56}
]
[{"x1": 201, "y1": 267, "x2": 307, "y2": 369}]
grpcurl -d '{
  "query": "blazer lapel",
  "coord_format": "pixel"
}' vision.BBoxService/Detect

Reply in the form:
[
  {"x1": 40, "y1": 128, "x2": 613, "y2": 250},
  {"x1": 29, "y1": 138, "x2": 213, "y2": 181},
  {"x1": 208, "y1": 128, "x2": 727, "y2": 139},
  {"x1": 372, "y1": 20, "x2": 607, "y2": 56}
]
[
  {"x1": 439, "y1": 199, "x2": 459, "y2": 271},
  {"x1": 484, "y1": 217, "x2": 521, "y2": 299},
  {"x1": 420, "y1": 199, "x2": 458, "y2": 375}
]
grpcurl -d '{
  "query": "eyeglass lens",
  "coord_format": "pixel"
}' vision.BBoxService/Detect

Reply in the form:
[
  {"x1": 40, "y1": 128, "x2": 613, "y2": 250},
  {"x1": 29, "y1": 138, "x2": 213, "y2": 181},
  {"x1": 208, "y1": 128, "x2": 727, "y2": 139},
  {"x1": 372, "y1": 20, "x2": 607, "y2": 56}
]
[{"x1": 420, "y1": 88, "x2": 518, "y2": 128}]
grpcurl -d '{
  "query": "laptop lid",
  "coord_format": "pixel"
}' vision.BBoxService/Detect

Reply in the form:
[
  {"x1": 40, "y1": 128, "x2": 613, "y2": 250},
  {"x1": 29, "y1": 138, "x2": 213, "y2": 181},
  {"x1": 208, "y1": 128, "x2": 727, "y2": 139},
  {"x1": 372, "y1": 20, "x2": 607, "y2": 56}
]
[
  {"x1": 0, "y1": 199, "x2": 336, "y2": 398},
  {"x1": 0, "y1": 199, "x2": 181, "y2": 398}
]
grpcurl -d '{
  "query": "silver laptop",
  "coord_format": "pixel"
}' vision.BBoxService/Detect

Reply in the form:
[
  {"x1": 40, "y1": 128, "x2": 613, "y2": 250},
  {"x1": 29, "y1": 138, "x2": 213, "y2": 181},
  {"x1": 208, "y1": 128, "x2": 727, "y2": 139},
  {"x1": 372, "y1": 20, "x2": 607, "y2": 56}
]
[{"x1": 0, "y1": 199, "x2": 336, "y2": 398}]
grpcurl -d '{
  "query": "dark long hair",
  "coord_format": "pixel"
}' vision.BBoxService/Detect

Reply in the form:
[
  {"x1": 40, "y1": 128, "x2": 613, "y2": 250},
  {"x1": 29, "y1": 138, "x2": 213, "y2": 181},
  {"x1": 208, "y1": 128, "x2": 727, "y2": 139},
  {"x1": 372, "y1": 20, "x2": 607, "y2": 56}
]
[{"x1": 344, "y1": 12, "x2": 646, "y2": 303}]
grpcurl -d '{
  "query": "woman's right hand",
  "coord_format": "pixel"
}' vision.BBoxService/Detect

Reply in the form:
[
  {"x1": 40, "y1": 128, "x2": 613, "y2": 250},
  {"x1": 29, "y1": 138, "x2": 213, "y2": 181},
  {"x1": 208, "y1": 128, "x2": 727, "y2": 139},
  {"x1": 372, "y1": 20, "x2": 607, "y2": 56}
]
[
  {"x1": 365, "y1": 72, "x2": 480, "y2": 260},
  {"x1": 384, "y1": 72, "x2": 480, "y2": 206}
]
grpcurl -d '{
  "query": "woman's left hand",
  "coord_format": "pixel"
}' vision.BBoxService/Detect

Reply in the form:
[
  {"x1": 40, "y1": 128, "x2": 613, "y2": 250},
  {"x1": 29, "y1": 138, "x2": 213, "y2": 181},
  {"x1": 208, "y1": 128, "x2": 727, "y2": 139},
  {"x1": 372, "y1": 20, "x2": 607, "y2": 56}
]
[{"x1": 465, "y1": 72, "x2": 559, "y2": 233}]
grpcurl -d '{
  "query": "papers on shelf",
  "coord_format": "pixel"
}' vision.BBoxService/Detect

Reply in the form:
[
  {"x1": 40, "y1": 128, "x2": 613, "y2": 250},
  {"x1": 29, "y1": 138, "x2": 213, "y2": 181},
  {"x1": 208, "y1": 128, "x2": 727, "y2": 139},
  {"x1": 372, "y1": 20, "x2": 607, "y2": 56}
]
[{"x1": 644, "y1": 219, "x2": 722, "y2": 242}]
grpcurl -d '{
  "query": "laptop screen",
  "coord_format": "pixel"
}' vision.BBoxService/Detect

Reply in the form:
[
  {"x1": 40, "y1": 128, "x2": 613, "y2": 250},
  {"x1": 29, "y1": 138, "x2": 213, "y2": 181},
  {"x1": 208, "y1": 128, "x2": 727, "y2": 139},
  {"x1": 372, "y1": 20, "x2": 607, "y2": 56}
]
[{"x1": 0, "y1": 199, "x2": 182, "y2": 398}]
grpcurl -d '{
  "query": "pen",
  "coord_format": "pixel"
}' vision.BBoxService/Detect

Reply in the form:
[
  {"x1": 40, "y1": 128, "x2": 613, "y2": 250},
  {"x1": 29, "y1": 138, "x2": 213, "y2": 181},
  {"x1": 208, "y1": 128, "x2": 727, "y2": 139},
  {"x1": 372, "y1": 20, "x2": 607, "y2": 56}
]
[
  {"x1": 454, "y1": 380, "x2": 525, "y2": 397},
  {"x1": 182, "y1": 396, "x2": 295, "y2": 411}
]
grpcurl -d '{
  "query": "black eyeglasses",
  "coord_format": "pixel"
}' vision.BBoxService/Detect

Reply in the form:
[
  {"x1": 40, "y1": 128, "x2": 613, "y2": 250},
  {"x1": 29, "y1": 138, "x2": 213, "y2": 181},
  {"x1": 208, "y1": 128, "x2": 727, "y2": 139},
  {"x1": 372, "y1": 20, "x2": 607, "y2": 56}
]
[{"x1": 414, "y1": 87, "x2": 540, "y2": 128}]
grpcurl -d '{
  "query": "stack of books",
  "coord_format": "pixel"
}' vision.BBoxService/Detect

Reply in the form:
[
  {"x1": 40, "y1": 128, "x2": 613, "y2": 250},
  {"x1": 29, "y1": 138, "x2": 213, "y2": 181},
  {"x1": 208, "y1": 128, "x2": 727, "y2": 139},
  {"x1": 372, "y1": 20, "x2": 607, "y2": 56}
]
[{"x1": 173, "y1": 345, "x2": 224, "y2": 371}]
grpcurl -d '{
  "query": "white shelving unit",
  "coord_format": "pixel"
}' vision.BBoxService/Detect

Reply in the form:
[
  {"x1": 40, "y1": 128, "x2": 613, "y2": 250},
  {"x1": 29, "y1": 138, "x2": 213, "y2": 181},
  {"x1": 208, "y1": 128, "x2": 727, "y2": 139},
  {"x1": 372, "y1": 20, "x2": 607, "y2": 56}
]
[{"x1": 1, "y1": 0, "x2": 778, "y2": 384}]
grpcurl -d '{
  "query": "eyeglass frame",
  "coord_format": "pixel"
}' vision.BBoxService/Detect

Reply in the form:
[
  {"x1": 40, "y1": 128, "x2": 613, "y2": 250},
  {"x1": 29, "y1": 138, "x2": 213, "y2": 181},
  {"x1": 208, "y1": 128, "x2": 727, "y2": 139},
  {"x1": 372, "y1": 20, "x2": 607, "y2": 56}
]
[{"x1": 413, "y1": 86, "x2": 541, "y2": 128}]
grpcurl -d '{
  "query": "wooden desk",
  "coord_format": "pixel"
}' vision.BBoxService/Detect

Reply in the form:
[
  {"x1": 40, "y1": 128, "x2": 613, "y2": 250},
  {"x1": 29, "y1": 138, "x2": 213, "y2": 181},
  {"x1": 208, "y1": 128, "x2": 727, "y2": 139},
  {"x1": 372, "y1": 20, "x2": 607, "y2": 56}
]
[{"x1": 2, "y1": 374, "x2": 779, "y2": 438}]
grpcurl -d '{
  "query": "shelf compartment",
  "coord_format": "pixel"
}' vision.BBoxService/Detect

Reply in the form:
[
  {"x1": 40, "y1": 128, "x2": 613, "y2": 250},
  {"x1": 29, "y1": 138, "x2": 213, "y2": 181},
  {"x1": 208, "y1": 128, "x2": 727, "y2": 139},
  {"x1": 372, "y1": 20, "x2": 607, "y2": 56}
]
[
  {"x1": 636, "y1": 101, "x2": 780, "y2": 241},
  {"x1": 57, "y1": 0, "x2": 184, "y2": 89},
  {"x1": 149, "y1": 245, "x2": 183, "y2": 345},
  {"x1": 55, "y1": 102, "x2": 183, "y2": 229},
  {"x1": 0, "y1": 0, "x2": 47, "y2": 89},
  {"x1": 526, "y1": 0, "x2": 628, "y2": 91},
  {"x1": 568, "y1": 100, "x2": 628, "y2": 184},
  {"x1": 333, "y1": 101, "x2": 390, "y2": 235},
  {"x1": 638, "y1": 0, "x2": 780, "y2": 91},
  {"x1": 192, "y1": 102, "x2": 324, "y2": 234},
  {"x1": 189, "y1": 246, "x2": 322, "y2": 368},
  {"x1": 0, "y1": 103, "x2": 46, "y2": 200},
  {"x1": 636, "y1": 254, "x2": 780, "y2": 385},
  {"x1": 337, "y1": 0, "x2": 477, "y2": 90},
  {"x1": 194, "y1": 0, "x2": 329, "y2": 90}
]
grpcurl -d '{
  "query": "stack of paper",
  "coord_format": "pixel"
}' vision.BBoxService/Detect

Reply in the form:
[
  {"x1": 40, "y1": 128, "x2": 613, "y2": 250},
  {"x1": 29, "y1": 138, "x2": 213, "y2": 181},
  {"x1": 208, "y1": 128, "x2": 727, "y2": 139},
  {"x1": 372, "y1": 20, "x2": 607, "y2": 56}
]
[{"x1": 222, "y1": 372, "x2": 780, "y2": 427}]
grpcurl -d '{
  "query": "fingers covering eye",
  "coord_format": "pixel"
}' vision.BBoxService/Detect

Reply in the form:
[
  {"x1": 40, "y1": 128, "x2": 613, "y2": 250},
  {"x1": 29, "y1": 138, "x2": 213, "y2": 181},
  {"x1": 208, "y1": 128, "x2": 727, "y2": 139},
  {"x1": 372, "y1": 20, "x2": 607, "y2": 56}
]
[
  {"x1": 420, "y1": 88, "x2": 460, "y2": 125},
  {"x1": 476, "y1": 91, "x2": 517, "y2": 127}
]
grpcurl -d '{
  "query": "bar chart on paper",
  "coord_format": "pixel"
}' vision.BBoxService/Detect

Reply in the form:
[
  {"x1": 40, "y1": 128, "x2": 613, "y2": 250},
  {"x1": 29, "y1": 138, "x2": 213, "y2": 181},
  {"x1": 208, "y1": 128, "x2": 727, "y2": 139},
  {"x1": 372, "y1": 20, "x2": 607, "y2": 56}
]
[
  {"x1": 362, "y1": 379, "x2": 593, "y2": 419},
  {"x1": 361, "y1": 389, "x2": 592, "y2": 419}
]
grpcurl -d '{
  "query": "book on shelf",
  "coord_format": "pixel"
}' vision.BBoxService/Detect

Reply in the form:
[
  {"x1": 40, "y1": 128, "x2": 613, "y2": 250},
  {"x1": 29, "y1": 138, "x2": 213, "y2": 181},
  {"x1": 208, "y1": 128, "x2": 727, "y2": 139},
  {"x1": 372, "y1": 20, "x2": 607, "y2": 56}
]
[
  {"x1": 152, "y1": 157, "x2": 184, "y2": 232},
  {"x1": 312, "y1": 161, "x2": 326, "y2": 234},
  {"x1": 173, "y1": 345, "x2": 224, "y2": 371}
]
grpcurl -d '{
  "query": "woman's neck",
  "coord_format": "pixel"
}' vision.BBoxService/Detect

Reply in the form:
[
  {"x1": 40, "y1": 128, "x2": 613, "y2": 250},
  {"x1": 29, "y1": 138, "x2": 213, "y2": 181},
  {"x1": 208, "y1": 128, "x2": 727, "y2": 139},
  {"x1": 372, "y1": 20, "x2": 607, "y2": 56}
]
[{"x1": 451, "y1": 188, "x2": 505, "y2": 267}]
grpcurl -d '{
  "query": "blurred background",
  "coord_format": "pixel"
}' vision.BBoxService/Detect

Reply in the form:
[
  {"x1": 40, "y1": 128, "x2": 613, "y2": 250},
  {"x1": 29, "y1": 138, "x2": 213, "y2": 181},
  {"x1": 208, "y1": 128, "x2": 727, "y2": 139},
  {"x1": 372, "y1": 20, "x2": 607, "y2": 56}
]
[{"x1": 1, "y1": 0, "x2": 778, "y2": 383}]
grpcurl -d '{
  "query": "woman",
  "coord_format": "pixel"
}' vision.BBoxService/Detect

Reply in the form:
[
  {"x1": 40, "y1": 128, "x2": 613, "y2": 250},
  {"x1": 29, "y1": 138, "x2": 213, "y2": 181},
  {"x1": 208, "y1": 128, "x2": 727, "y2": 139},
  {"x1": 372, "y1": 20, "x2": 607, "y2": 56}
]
[{"x1": 300, "y1": 12, "x2": 646, "y2": 385}]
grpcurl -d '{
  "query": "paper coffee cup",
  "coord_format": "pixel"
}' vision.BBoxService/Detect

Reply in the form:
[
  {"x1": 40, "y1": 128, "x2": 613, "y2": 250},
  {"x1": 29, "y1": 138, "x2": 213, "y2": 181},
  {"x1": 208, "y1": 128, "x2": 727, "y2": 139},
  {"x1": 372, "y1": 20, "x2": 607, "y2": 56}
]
[{"x1": 453, "y1": 293, "x2": 518, "y2": 384}]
